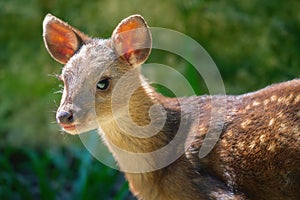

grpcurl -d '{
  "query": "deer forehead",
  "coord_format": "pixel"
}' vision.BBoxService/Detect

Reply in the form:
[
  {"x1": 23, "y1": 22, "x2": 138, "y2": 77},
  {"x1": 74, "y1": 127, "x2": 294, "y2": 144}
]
[{"x1": 61, "y1": 39, "x2": 117, "y2": 82}]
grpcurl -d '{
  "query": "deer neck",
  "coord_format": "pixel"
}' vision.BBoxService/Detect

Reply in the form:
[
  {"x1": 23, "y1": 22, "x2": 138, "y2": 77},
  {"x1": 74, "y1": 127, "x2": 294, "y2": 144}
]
[{"x1": 97, "y1": 68, "x2": 181, "y2": 155}]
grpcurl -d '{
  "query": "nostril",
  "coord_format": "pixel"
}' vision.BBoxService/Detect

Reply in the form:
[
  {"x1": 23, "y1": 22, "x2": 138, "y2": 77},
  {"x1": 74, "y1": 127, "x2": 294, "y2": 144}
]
[
  {"x1": 67, "y1": 114, "x2": 74, "y2": 123},
  {"x1": 56, "y1": 111, "x2": 74, "y2": 124}
]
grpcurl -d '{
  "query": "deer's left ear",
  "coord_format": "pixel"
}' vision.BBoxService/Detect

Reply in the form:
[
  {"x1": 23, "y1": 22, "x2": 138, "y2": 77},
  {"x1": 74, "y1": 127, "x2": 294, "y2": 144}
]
[{"x1": 111, "y1": 15, "x2": 152, "y2": 66}]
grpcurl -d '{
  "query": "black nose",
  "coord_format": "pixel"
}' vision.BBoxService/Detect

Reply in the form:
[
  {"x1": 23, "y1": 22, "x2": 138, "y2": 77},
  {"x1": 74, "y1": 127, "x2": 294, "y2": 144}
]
[{"x1": 56, "y1": 110, "x2": 74, "y2": 124}]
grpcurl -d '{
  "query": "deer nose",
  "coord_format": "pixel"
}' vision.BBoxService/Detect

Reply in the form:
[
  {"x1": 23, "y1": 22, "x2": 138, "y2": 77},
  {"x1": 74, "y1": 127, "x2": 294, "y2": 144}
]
[{"x1": 56, "y1": 110, "x2": 74, "y2": 124}]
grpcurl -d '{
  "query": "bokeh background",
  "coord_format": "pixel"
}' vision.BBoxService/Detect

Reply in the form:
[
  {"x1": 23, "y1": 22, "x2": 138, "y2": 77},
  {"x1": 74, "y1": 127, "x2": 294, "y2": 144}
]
[{"x1": 1, "y1": 0, "x2": 300, "y2": 199}]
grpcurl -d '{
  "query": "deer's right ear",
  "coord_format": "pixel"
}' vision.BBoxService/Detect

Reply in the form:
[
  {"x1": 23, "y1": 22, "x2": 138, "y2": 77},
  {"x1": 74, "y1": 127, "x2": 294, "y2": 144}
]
[{"x1": 43, "y1": 14, "x2": 91, "y2": 64}]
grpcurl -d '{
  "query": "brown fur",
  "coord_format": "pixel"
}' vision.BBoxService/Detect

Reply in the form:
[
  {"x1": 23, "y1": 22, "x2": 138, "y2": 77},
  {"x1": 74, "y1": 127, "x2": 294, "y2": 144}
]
[
  {"x1": 43, "y1": 14, "x2": 300, "y2": 200},
  {"x1": 100, "y1": 79, "x2": 300, "y2": 199}
]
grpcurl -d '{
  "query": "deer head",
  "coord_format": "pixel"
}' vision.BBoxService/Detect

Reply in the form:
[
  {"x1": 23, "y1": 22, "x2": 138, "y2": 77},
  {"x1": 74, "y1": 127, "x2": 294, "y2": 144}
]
[{"x1": 43, "y1": 14, "x2": 152, "y2": 134}]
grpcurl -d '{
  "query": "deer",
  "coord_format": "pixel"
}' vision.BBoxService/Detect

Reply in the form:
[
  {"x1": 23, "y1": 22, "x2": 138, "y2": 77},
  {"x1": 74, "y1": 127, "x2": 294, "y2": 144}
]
[{"x1": 42, "y1": 13, "x2": 300, "y2": 200}]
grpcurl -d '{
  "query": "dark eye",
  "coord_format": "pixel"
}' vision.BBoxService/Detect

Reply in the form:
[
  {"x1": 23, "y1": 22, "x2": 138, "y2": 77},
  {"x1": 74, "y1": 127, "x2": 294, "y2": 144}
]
[{"x1": 96, "y1": 78, "x2": 110, "y2": 91}]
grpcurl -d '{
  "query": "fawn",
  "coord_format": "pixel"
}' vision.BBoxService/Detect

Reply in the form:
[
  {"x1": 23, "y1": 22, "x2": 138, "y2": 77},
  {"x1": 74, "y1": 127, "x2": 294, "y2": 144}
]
[{"x1": 43, "y1": 14, "x2": 300, "y2": 200}]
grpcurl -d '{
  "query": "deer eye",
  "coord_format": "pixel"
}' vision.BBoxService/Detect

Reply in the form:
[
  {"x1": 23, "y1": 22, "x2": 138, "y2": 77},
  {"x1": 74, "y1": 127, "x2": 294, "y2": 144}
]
[{"x1": 96, "y1": 78, "x2": 110, "y2": 91}]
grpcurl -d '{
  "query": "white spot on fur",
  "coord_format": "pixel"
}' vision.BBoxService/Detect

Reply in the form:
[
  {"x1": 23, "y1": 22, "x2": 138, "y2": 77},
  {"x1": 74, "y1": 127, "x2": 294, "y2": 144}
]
[
  {"x1": 252, "y1": 101, "x2": 260, "y2": 106},
  {"x1": 278, "y1": 96, "x2": 284, "y2": 103},
  {"x1": 249, "y1": 141, "x2": 256, "y2": 149},
  {"x1": 237, "y1": 142, "x2": 244, "y2": 149},
  {"x1": 286, "y1": 94, "x2": 294, "y2": 105},
  {"x1": 293, "y1": 94, "x2": 300, "y2": 104},
  {"x1": 264, "y1": 99, "x2": 270, "y2": 105},
  {"x1": 268, "y1": 142, "x2": 276, "y2": 152},
  {"x1": 259, "y1": 135, "x2": 266, "y2": 143},
  {"x1": 269, "y1": 118, "x2": 275, "y2": 126},
  {"x1": 227, "y1": 130, "x2": 233, "y2": 137},
  {"x1": 221, "y1": 139, "x2": 228, "y2": 147},
  {"x1": 277, "y1": 112, "x2": 284, "y2": 119},
  {"x1": 271, "y1": 95, "x2": 277, "y2": 102},
  {"x1": 241, "y1": 119, "x2": 251, "y2": 129},
  {"x1": 245, "y1": 104, "x2": 251, "y2": 110}
]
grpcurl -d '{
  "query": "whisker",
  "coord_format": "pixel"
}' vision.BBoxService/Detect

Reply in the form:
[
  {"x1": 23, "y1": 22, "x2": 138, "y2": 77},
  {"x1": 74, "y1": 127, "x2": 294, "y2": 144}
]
[
  {"x1": 52, "y1": 127, "x2": 64, "y2": 136},
  {"x1": 45, "y1": 110, "x2": 56, "y2": 114},
  {"x1": 48, "y1": 73, "x2": 61, "y2": 80},
  {"x1": 54, "y1": 89, "x2": 63, "y2": 94},
  {"x1": 53, "y1": 100, "x2": 59, "y2": 108}
]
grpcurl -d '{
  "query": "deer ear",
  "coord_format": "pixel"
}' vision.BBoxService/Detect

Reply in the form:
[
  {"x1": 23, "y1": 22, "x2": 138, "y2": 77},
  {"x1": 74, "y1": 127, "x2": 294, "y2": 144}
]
[
  {"x1": 111, "y1": 15, "x2": 152, "y2": 66},
  {"x1": 43, "y1": 14, "x2": 91, "y2": 64}
]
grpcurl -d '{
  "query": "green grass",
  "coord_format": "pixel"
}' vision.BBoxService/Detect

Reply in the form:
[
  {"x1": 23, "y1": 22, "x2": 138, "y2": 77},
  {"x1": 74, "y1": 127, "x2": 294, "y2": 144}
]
[
  {"x1": 0, "y1": 146, "x2": 133, "y2": 200},
  {"x1": 1, "y1": 0, "x2": 300, "y2": 199}
]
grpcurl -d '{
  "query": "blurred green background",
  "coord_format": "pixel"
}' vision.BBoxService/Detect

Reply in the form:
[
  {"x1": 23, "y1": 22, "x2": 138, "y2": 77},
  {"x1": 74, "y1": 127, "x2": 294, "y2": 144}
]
[{"x1": 1, "y1": 0, "x2": 300, "y2": 199}]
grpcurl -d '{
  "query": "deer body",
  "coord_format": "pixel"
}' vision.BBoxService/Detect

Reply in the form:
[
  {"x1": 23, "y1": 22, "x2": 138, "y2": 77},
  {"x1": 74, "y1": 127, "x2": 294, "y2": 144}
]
[{"x1": 43, "y1": 14, "x2": 300, "y2": 200}]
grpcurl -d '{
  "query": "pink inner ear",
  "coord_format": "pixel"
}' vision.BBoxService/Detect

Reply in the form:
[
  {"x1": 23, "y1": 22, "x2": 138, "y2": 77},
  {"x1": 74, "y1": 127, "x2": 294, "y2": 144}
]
[
  {"x1": 44, "y1": 21, "x2": 79, "y2": 64},
  {"x1": 115, "y1": 20, "x2": 144, "y2": 57},
  {"x1": 112, "y1": 16, "x2": 151, "y2": 65}
]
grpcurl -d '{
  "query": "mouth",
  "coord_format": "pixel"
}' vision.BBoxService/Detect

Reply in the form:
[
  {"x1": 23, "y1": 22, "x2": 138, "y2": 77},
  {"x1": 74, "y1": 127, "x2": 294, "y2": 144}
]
[
  {"x1": 58, "y1": 119, "x2": 98, "y2": 135},
  {"x1": 59, "y1": 123, "x2": 78, "y2": 132}
]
